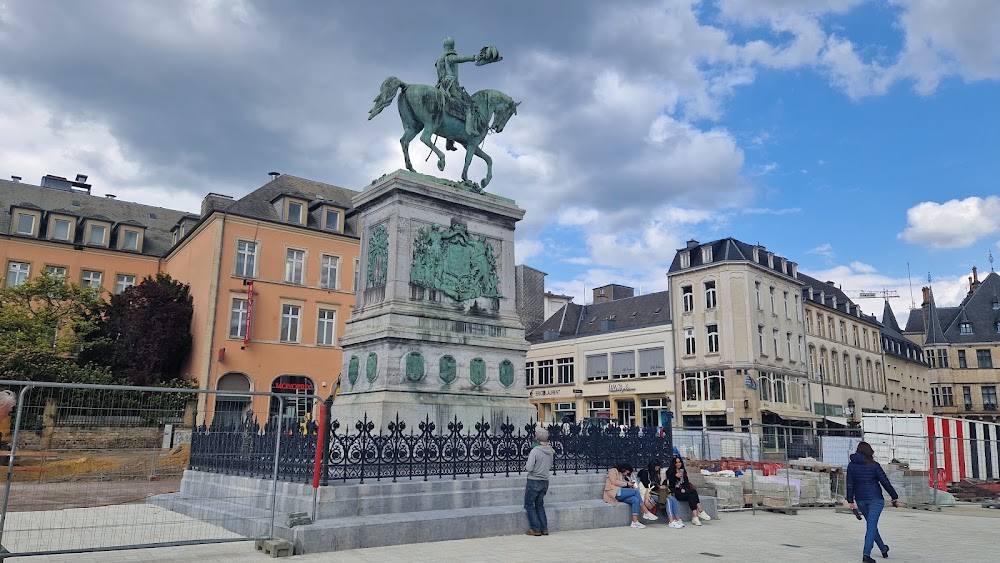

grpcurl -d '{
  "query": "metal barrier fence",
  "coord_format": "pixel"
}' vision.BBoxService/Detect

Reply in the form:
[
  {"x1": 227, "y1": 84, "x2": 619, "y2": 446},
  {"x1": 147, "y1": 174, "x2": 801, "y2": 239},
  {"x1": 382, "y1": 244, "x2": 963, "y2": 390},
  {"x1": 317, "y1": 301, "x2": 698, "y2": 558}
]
[
  {"x1": 190, "y1": 407, "x2": 676, "y2": 484},
  {"x1": 0, "y1": 379, "x2": 316, "y2": 559}
]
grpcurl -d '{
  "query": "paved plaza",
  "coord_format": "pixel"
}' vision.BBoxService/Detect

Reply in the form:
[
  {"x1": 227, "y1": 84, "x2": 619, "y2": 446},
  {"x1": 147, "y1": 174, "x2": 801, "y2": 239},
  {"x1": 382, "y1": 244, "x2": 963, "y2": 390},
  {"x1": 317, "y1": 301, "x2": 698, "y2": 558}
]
[{"x1": 8, "y1": 504, "x2": 998, "y2": 562}]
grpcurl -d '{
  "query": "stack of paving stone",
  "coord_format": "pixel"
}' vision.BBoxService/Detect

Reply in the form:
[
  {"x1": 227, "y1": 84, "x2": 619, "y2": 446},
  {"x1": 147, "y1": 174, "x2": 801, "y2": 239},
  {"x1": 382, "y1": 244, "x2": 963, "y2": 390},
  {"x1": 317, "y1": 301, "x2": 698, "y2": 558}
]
[{"x1": 703, "y1": 475, "x2": 745, "y2": 509}]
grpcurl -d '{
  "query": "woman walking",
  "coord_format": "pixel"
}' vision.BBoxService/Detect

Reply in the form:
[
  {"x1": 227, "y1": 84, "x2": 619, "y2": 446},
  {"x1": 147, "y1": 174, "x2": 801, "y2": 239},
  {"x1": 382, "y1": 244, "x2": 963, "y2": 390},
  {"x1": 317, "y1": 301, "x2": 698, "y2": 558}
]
[{"x1": 846, "y1": 442, "x2": 900, "y2": 562}]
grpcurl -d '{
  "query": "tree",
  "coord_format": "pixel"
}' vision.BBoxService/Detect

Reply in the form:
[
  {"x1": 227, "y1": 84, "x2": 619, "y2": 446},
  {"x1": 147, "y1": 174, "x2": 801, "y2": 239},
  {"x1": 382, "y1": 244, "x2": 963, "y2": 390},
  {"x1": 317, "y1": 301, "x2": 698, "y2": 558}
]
[
  {"x1": 81, "y1": 273, "x2": 194, "y2": 386},
  {"x1": 0, "y1": 271, "x2": 103, "y2": 355}
]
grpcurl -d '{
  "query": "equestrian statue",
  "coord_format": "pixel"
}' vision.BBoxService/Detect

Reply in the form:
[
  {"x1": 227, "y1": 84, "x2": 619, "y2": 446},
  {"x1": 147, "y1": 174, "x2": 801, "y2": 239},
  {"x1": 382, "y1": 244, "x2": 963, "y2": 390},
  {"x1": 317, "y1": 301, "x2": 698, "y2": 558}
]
[{"x1": 368, "y1": 37, "x2": 519, "y2": 191}]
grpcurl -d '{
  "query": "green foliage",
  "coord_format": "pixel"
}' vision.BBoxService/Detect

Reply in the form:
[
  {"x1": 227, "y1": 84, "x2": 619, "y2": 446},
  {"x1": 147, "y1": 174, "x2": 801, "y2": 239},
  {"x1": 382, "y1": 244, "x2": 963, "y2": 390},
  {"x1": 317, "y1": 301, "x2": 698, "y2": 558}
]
[{"x1": 0, "y1": 271, "x2": 103, "y2": 356}]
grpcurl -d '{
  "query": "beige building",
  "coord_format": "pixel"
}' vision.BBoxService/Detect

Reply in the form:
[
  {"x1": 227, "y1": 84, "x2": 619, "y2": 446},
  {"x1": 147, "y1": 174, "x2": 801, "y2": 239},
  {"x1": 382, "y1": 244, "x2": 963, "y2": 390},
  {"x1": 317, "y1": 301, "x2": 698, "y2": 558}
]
[
  {"x1": 798, "y1": 274, "x2": 893, "y2": 424},
  {"x1": 904, "y1": 270, "x2": 1000, "y2": 423},
  {"x1": 880, "y1": 300, "x2": 932, "y2": 414},
  {"x1": 526, "y1": 286, "x2": 673, "y2": 428}
]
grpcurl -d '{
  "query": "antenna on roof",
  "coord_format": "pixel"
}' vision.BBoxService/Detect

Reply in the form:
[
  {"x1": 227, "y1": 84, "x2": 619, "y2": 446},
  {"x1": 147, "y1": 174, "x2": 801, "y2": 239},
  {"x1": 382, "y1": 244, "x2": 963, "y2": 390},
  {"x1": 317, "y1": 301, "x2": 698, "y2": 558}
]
[
  {"x1": 907, "y1": 262, "x2": 915, "y2": 310},
  {"x1": 990, "y1": 250, "x2": 995, "y2": 272}
]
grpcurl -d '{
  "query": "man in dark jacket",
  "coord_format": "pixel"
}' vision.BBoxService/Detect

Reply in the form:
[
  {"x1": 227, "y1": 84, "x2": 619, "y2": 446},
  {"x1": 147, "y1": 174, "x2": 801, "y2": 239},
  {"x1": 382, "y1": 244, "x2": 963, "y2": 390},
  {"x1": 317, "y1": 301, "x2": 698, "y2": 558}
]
[
  {"x1": 524, "y1": 428, "x2": 555, "y2": 536},
  {"x1": 846, "y1": 442, "x2": 899, "y2": 562}
]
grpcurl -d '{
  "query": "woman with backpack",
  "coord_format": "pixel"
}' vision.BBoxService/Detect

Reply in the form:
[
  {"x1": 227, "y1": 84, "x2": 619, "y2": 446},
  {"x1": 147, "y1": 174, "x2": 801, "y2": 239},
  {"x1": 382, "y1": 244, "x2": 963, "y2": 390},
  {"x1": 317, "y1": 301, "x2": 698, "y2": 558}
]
[{"x1": 846, "y1": 441, "x2": 900, "y2": 562}]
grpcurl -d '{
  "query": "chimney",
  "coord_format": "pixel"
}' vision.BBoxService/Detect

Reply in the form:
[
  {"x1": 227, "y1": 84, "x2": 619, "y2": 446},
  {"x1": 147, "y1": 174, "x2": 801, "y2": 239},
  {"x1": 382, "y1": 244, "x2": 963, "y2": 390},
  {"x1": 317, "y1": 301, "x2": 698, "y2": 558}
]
[
  {"x1": 921, "y1": 286, "x2": 930, "y2": 306},
  {"x1": 921, "y1": 286, "x2": 931, "y2": 332},
  {"x1": 201, "y1": 192, "x2": 234, "y2": 216},
  {"x1": 268, "y1": 171, "x2": 281, "y2": 181},
  {"x1": 970, "y1": 266, "x2": 982, "y2": 294},
  {"x1": 75, "y1": 174, "x2": 88, "y2": 183},
  {"x1": 686, "y1": 239, "x2": 699, "y2": 249},
  {"x1": 10, "y1": 175, "x2": 20, "y2": 182}
]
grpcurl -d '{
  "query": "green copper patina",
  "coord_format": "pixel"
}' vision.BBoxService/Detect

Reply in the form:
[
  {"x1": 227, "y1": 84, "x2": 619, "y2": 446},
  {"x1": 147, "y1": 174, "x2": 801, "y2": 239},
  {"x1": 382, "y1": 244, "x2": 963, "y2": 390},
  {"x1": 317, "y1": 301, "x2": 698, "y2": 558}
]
[
  {"x1": 470, "y1": 358, "x2": 486, "y2": 386},
  {"x1": 439, "y1": 355, "x2": 457, "y2": 384},
  {"x1": 499, "y1": 360, "x2": 515, "y2": 388},
  {"x1": 411, "y1": 218, "x2": 501, "y2": 302},
  {"x1": 367, "y1": 224, "x2": 389, "y2": 288},
  {"x1": 405, "y1": 352, "x2": 425, "y2": 382},
  {"x1": 366, "y1": 352, "x2": 378, "y2": 383},
  {"x1": 348, "y1": 355, "x2": 360, "y2": 385},
  {"x1": 368, "y1": 37, "x2": 519, "y2": 191}
]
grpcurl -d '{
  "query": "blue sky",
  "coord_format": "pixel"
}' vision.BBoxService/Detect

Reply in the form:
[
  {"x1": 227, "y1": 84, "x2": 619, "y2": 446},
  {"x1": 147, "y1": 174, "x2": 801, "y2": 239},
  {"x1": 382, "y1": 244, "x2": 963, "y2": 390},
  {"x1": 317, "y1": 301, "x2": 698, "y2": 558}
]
[{"x1": 1, "y1": 1, "x2": 999, "y2": 322}]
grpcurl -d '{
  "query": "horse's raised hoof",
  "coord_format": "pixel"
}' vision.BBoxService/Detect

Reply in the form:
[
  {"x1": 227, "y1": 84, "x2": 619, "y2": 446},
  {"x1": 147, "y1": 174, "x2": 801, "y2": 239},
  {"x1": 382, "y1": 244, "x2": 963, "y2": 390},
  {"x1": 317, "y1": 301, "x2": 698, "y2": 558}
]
[
  {"x1": 437, "y1": 159, "x2": 446, "y2": 171},
  {"x1": 481, "y1": 178, "x2": 490, "y2": 190}
]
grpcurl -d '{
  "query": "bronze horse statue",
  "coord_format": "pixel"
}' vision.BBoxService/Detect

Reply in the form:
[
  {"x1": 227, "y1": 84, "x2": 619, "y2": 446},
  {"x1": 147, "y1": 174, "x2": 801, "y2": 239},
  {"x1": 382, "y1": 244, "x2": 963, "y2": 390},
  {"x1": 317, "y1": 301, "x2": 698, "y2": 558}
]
[{"x1": 368, "y1": 76, "x2": 519, "y2": 190}]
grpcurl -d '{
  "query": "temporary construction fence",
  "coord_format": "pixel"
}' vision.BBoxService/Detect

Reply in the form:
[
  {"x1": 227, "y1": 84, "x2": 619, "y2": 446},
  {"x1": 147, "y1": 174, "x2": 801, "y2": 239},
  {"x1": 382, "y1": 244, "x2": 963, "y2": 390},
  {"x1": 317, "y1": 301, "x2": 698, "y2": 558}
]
[{"x1": 0, "y1": 379, "x2": 317, "y2": 559}]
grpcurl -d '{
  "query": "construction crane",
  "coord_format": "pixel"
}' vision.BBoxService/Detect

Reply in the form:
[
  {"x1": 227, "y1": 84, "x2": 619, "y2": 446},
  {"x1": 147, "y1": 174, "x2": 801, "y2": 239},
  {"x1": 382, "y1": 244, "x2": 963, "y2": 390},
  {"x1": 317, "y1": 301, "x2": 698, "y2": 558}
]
[{"x1": 843, "y1": 289, "x2": 900, "y2": 300}]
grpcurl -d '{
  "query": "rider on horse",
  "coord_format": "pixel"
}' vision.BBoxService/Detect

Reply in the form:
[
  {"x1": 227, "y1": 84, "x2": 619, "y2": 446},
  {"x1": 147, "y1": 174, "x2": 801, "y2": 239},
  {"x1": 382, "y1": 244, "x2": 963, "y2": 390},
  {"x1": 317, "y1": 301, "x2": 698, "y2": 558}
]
[{"x1": 435, "y1": 37, "x2": 500, "y2": 151}]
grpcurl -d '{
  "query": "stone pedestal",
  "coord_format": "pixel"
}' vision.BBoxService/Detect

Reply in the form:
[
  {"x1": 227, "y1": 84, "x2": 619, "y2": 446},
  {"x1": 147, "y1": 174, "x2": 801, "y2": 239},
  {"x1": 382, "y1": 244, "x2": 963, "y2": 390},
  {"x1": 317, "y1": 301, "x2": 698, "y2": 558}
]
[{"x1": 336, "y1": 170, "x2": 534, "y2": 431}]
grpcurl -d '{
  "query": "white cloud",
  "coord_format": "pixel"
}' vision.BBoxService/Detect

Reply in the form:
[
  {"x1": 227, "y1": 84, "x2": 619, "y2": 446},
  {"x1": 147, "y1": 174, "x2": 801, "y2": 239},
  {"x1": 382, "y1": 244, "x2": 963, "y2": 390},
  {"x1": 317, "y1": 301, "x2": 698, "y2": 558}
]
[
  {"x1": 850, "y1": 261, "x2": 877, "y2": 274},
  {"x1": 898, "y1": 196, "x2": 1000, "y2": 249},
  {"x1": 515, "y1": 238, "x2": 545, "y2": 264},
  {"x1": 742, "y1": 207, "x2": 801, "y2": 215},
  {"x1": 806, "y1": 243, "x2": 835, "y2": 258},
  {"x1": 556, "y1": 207, "x2": 600, "y2": 226}
]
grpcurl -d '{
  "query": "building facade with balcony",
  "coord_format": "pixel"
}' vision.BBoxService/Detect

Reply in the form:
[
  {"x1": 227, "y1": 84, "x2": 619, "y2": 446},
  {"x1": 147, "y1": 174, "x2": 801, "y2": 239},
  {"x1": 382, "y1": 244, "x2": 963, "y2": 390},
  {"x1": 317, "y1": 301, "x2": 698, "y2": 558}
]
[
  {"x1": 525, "y1": 286, "x2": 673, "y2": 428},
  {"x1": 667, "y1": 238, "x2": 820, "y2": 436},
  {"x1": 905, "y1": 269, "x2": 1000, "y2": 422}
]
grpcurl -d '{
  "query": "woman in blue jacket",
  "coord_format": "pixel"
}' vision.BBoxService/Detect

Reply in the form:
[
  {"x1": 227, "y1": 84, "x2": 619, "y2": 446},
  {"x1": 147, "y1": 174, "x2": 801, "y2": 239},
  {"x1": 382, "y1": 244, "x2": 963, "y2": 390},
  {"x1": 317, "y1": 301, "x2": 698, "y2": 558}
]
[{"x1": 846, "y1": 442, "x2": 899, "y2": 562}]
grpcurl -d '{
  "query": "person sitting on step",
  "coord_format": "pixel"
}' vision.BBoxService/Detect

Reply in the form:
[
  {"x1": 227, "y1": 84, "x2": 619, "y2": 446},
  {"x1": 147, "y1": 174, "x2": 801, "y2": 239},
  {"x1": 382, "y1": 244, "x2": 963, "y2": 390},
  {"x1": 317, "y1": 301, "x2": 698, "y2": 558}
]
[
  {"x1": 666, "y1": 455, "x2": 711, "y2": 526},
  {"x1": 603, "y1": 463, "x2": 657, "y2": 528}
]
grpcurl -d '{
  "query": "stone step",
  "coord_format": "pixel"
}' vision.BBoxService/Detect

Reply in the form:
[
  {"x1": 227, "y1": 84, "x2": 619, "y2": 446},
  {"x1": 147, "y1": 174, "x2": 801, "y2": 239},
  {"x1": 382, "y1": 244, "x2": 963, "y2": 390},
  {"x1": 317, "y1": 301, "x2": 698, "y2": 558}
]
[{"x1": 147, "y1": 493, "x2": 275, "y2": 539}]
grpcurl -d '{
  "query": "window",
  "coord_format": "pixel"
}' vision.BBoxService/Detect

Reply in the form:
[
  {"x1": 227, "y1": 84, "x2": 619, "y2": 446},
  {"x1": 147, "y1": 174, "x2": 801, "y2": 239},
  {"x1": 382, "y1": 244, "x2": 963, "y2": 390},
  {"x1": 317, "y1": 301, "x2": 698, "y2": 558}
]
[
  {"x1": 937, "y1": 349, "x2": 949, "y2": 368},
  {"x1": 611, "y1": 351, "x2": 636, "y2": 379},
  {"x1": 317, "y1": 309, "x2": 337, "y2": 346},
  {"x1": 638, "y1": 348, "x2": 665, "y2": 376},
  {"x1": 843, "y1": 354, "x2": 851, "y2": 386},
  {"x1": 863, "y1": 328, "x2": 869, "y2": 349},
  {"x1": 773, "y1": 374, "x2": 787, "y2": 403},
  {"x1": 586, "y1": 354, "x2": 608, "y2": 381},
  {"x1": 324, "y1": 209, "x2": 340, "y2": 231},
  {"x1": 557, "y1": 357, "x2": 574, "y2": 384},
  {"x1": 757, "y1": 325, "x2": 765, "y2": 355},
  {"x1": 755, "y1": 282, "x2": 761, "y2": 309},
  {"x1": 855, "y1": 357, "x2": 862, "y2": 384},
  {"x1": 783, "y1": 291, "x2": 789, "y2": 318},
  {"x1": 588, "y1": 400, "x2": 610, "y2": 418},
  {"x1": 807, "y1": 312, "x2": 814, "y2": 334},
  {"x1": 285, "y1": 249, "x2": 305, "y2": 284},
  {"x1": 87, "y1": 224, "x2": 107, "y2": 245},
  {"x1": 702, "y1": 246, "x2": 713, "y2": 263},
  {"x1": 977, "y1": 349, "x2": 993, "y2": 369},
  {"x1": 280, "y1": 304, "x2": 302, "y2": 343},
  {"x1": 682, "y1": 372, "x2": 700, "y2": 401},
  {"x1": 537, "y1": 359, "x2": 554, "y2": 385},
  {"x1": 794, "y1": 295, "x2": 800, "y2": 320},
  {"x1": 52, "y1": 219, "x2": 71, "y2": 241},
  {"x1": 320, "y1": 255, "x2": 340, "y2": 289},
  {"x1": 994, "y1": 300, "x2": 1000, "y2": 311},
  {"x1": 960, "y1": 322, "x2": 972, "y2": 334},
  {"x1": 705, "y1": 371, "x2": 725, "y2": 401},
  {"x1": 759, "y1": 372, "x2": 771, "y2": 402},
  {"x1": 5, "y1": 261, "x2": 29, "y2": 287},
  {"x1": 122, "y1": 230, "x2": 139, "y2": 251},
  {"x1": 15, "y1": 213, "x2": 35, "y2": 235},
  {"x1": 44, "y1": 265, "x2": 67, "y2": 278},
  {"x1": 787, "y1": 333, "x2": 793, "y2": 359},
  {"x1": 353, "y1": 259, "x2": 361, "y2": 292},
  {"x1": 769, "y1": 286, "x2": 775, "y2": 314},
  {"x1": 996, "y1": 321, "x2": 1000, "y2": 334},
  {"x1": 932, "y1": 387, "x2": 955, "y2": 407},
  {"x1": 525, "y1": 362, "x2": 535, "y2": 386},
  {"x1": 852, "y1": 325, "x2": 859, "y2": 346},
  {"x1": 682, "y1": 285, "x2": 694, "y2": 312},
  {"x1": 679, "y1": 252, "x2": 690, "y2": 268},
  {"x1": 984, "y1": 386, "x2": 998, "y2": 408},
  {"x1": 229, "y1": 298, "x2": 248, "y2": 339},
  {"x1": 963, "y1": 386, "x2": 973, "y2": 408},
  {"x1": 81, "y1": 270, "x2": 102, "y2": 289},
  {"x1": 707, "y1": 325, "x2": 719, "y2": 353},
  {"x1": 840, "y1": 321, "x2": 847, "y2": 343},
  {"x1": 235, "y1": 240, "x2": 257, "y2": 277},
  {"x1": 684, "y1": 328, "x2": 696, "y2": 355},
  {"x1": 287, "y1": 201, "x2": 303, "y2": 224},
  {"x1": 115, "y1": 274, "x2": 136, "y2": 294},
  {"x1": 828, "y1": 318, "x2": 834, "y2": 341},
  {"x1": 704, "y1": 281, "x2": 717, "y2": 309},
  {"x1": 773, "y1": 328, "x2": 779, "y2": 357}
]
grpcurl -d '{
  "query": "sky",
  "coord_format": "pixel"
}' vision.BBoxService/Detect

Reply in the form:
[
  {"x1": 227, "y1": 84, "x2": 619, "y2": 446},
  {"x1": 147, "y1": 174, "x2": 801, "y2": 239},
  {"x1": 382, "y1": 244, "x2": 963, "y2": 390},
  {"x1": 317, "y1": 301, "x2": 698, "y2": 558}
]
[{"x1": 2, "y1": 0, "x2": 999, "y2": 325}]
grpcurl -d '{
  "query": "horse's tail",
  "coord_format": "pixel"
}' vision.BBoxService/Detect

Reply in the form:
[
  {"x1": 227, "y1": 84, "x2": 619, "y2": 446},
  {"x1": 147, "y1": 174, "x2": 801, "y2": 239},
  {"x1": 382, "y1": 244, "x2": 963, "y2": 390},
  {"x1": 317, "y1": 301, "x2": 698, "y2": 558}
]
[{"x1": 368, "y1": 76, "x2": 406, "y2": 120}]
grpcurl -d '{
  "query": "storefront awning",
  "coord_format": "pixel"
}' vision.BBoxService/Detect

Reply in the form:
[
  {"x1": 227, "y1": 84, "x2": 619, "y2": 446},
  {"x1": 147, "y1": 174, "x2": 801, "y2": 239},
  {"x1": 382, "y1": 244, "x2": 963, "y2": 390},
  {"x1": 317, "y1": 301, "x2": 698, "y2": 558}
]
[
  {"x1": 761, "y1": 408, "x2": 823, "y2": 422},
  {"x1": 821, "y1": 416, "x2": 849, "y2": 427}
]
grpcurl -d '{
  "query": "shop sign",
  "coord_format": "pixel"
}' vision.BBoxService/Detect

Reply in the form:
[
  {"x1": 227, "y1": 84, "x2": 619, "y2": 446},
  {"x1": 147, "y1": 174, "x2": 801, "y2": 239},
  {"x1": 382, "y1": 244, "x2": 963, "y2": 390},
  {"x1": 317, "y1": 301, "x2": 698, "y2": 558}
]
[
  {"x1": 608, "y1": 383, "x2": 636, "y2": 393},
  {"x1": 273, "y1": 382, "x2": 313, "y2": 391},
  {"x1": 681, "y1": 400, "x2": 727, "y2": 411},
  {"x1": 530, "y1": 389, "x2": 562, "y2": 397}
]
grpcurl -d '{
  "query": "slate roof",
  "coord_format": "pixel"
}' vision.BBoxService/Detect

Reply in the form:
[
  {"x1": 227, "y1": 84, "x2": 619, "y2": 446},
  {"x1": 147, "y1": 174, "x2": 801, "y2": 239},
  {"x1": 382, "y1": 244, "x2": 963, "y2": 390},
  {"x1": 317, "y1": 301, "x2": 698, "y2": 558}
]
[
  {"x1": 902, "y1": 272, "x2": 1000, "y2": 344},
  {"x1": 796, "y1": 272, "x2": 880, "y2": 327},
  {"x1": 526, "y1": 291, "x2": 670, "y2": 343},
  {"x1": 1, "y1": 179, "x2": 191, "y2": 256},
  {"x1": 881, "y1": 300, "x2": 902, "y2": 334},
  {"x1": 223, "y1": 175, "x2": 359, "y2": 238},
  {"x1": 880, "y1": 301, "x2": 925, "y2": 364},
  {"x1": 667, "y1": 237, "x2": 798, "y2": 280}
]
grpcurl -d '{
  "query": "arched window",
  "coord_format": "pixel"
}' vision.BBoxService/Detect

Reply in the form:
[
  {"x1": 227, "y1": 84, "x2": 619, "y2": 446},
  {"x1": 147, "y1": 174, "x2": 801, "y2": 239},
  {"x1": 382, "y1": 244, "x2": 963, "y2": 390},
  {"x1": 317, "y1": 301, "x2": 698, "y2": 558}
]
[
  {"x1": 843, "y1": 354, "x2": 851, "y2": 386},
  {"x1": 759, "y1": 372, "x2": 772, "y2": 402},
  {"x1": 215, "y1": 372, "x2": 251, "y2": 427},
  {"x1": 774, "y1": 374, "x2": 787, "y2": 403},
  {"x1": 682, "y1": 372, "x2": 700, "y2": 401},
  {"x1": 829, "y1": 350, "x2": 839, "y2": 384},
  {"x1": 705, "y1": 371, "x2": 725, "y2": 401},
  {"x1": 269, "y1": 375, "x2": 315, "y2": 424}
]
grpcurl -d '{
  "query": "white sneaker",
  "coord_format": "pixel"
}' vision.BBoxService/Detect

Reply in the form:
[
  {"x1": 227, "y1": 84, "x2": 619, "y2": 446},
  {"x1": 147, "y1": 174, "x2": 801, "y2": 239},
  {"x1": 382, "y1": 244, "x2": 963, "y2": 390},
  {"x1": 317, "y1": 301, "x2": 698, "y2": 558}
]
[
  {"x1": 692, "y1": 517, "x2": 702, "y2": 526},
  {"x1": 698, "y1": 512, "x2": 712, "y2": 522},
  {"x1": 669, "y1": 520, "x2": 683, "y2": 529},
  {"x1": 630, "y1": 521, "x2": 646, "y2": 529},
  {"x1": 642, "y1": 512, "x2": 658, "y2": 521}
]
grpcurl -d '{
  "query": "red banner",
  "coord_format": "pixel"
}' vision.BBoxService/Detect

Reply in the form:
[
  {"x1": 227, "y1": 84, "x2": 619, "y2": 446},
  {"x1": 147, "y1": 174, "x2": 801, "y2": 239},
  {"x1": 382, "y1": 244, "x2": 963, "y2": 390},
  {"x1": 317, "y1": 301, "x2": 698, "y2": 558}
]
[{"x1": 244, "y1": 280, "x2": 254, "y2": 346}]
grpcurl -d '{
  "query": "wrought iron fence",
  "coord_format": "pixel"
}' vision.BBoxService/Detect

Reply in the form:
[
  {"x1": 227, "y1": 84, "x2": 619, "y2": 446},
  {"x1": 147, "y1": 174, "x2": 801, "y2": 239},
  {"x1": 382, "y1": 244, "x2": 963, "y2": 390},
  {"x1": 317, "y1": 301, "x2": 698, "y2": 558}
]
[{"x1": 188, "y1": 409, "x2": 675, "y2": 484}]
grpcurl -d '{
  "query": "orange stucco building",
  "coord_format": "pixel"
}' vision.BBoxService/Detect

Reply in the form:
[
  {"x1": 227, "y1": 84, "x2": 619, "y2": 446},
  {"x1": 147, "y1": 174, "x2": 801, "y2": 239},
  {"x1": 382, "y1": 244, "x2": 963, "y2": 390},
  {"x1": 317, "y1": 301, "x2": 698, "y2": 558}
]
[{"x1": 2, "y1": 173, "x2": 361, "y2": 425}]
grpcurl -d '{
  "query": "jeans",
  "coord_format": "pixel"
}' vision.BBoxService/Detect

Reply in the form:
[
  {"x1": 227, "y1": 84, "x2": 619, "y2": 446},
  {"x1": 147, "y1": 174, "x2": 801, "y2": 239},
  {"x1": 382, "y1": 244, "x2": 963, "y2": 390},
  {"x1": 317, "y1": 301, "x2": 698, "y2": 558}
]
[
  {"x1": 524, "y1": 479, "x2": 549, "y2": 532},
  {"x1": 857, "y1": 499, "x2": 886, "y2": 556},
  {"x1": 665, "y1": 496, "x2": 681, "y2": 519},
  {"x1": 616, "y1": 488, "x2": 643, "y2": 516}
]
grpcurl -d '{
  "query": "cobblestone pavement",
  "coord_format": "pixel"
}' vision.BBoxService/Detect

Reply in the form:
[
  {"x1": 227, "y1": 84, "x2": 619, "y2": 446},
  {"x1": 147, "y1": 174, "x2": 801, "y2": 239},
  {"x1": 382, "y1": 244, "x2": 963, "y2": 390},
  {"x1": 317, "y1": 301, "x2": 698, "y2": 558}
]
[{"x1": 8, "y1": 505, "x2": 999, "y2": 562}]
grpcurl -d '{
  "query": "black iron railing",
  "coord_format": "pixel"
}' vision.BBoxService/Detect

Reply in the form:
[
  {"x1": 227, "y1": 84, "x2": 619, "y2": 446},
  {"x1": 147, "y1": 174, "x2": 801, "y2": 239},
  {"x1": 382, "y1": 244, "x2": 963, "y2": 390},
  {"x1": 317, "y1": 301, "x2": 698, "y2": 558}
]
[{"x1": 188, "y1": 411, "x2": 674, "y2": 484}]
